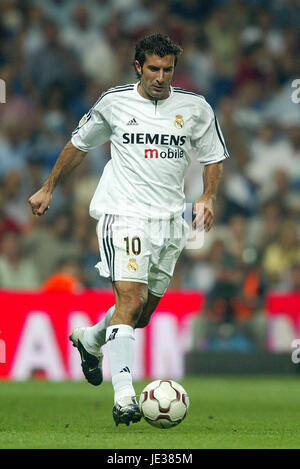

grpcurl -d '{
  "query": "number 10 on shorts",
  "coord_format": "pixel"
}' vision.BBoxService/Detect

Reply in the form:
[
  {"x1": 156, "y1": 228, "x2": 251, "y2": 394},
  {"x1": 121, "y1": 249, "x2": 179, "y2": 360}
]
[{"x1": 124, "y1": 236, "x2": 141, "y2": 256}]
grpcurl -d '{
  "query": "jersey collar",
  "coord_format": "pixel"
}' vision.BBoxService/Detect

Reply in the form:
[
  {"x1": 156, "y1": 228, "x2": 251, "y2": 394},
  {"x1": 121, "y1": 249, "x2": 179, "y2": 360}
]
[{"x1": 134, "y1": 82, "x2": 174, "y2": 102}]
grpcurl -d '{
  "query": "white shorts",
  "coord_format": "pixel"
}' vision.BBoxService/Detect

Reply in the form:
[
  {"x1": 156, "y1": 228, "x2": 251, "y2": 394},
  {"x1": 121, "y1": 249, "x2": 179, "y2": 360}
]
[{"x1": 95, "y1": 214, "x2": 190, "y2": 297}]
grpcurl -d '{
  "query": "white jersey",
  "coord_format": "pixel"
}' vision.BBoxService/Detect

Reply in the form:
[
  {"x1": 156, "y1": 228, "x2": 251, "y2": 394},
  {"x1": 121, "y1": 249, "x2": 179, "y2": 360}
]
[{"x1": 71, "y1": 82, "x2": 229, "y2": 220}]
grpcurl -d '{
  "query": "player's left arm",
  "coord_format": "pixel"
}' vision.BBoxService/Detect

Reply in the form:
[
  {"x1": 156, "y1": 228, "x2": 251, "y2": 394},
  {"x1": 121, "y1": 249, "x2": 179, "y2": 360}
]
[{"x1": 192, "y1": 161, "x2": 223, "y2": 232}]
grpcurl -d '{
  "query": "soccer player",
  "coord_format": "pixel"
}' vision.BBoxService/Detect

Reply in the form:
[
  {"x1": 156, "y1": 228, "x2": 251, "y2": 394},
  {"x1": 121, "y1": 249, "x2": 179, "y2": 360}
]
[{"x1": 28, "y1": 34, "x2": 229, "y2": 426}]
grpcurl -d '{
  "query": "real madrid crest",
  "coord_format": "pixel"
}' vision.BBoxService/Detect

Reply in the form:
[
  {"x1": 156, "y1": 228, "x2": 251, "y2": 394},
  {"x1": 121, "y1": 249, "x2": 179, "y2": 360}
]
[
  {"x1": 174, "y1": 114, "x2": 184, "y2": 129},
  {"x1": 128, "y1": 258, "x2": 138, "y2": 272}
]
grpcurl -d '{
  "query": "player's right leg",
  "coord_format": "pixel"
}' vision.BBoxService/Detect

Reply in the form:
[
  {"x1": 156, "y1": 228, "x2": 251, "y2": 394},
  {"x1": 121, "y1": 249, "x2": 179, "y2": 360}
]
[{"x1": 108, "y1": 280, "x2": 148, "y2": 426}]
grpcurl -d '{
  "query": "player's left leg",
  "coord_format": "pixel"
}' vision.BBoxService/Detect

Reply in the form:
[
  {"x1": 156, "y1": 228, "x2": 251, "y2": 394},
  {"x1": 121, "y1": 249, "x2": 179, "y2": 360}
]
[
  {"x1": 69, "y1": 326, "x2": 104, "y2": 386},
  {"x1": 69, "y1": 291, "x2": 161, "y2": 388},
  {"x1": 82, "y1": 305, "x2": 116, "y2": 351},
  {"x1": 69, "y1": 305, "x2": 116, "y2": 386}
]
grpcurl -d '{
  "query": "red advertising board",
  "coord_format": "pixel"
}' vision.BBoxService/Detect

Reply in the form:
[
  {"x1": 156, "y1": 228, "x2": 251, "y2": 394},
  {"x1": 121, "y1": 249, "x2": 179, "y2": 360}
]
[
  {"x1": 1, "y1": 290, "x2": 300, "y2": 380},
  {"x1": 0, "y1": 290, "x2": 204, "y2": 380},
  {"x1": 266, "y1": 292, "x2": 300, "y2": 325}
]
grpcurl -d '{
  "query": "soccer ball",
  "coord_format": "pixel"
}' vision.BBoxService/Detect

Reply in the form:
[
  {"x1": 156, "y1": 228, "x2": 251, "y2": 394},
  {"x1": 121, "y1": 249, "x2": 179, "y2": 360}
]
[{"x1": 139, "y1": 379, "x2": 189, "y2": 429}]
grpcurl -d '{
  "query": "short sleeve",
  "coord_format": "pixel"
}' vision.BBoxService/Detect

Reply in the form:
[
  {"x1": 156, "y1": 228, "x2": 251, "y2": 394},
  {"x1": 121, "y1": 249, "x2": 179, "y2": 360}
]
[
  {"x1": 191, "y1": 101, "x2": 230, "y2": 165},
  {"x1": 71, "y1": 96, "x2": 112, "y2": 152}
]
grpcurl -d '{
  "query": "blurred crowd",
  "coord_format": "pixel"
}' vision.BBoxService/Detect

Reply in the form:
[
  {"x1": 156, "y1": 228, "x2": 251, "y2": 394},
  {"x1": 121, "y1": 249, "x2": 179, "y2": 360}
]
[{"x1": 0, "y1": 0, "x2": 299, "y2": 348}]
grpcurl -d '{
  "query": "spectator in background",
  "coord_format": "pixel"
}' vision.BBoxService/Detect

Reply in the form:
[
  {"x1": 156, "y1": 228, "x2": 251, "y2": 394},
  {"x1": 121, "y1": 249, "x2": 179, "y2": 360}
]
[
  {"x1": 0, "y1": 0, "x2": 23, "y2": 38},
  {"x1": 246, "y1": 122, "x2": 297, "y2": 190},
  {"x1": 43, "y1": 177, "x2": 76, "y2": 220},
  {"x1": 2, "y1": 170, "x2": 32, "y2": 229},
  {"x1": 119, "y1": 0, "x2": 156, "y2": 37},
  {"x1": 185, "y1": 31, "x2": 215, "y2": 96},
  {"x1": 60, "y1": 4, "x2": 99, "y2": 64},
  {"x1": 258, "y1": 168, "x2": 291, "y2": 205},
  {"x1": 72, "y1": 158, "x2": 100, "y2": 206},
  {"x1": 0, "y1": 192, "x2": 21, "y2": 242},
  {"x1": 204, "y1": 6, "x2": 238, "y2": 80},
  {"x1": 0, "y1": 231, "x2": 39, "y2": 289},
  {"x1": 248, "y1": 198, "x2": 283, "y2": 256},
  {"x1": 191, "y1": 260, "x2": 267, "y2": 351},
  {"x1": 226, "y1": 0, "x2": 249, "y2": 34},
  {"x1": 233, "y1": 80, "x2": 265, "y2": 139},
  {"x1": 89, "y1": 0, "x2": 114, "y2": 30},
  {"x1": 234, "y1": 42, "x2": 269, "y2": 90},
  {"x1": 0, "y1": 121, "x2": 29, "y2": 179},
  {"x1": 42, "y1": 257, "x2": 84, "y2": 292},
  {"x1": 222, "y1": 214, "x2": 253, "y2": 265},
  {"x1": 22, "y1": 211, "x2": 81, "y2": 282},
  {"x1": 170, "y1": 0, "x2": 213, "y2": 24},
  {"x1": 26, "y1": 19, "x2": 83, "y2": 99},
  {"x1": 240, "y1": 7, "x2": 285, "y2": 57},
  {"x1": 263, "y1": 221, "x2": 300, "y2": 285},
  {"x1": 276, "y1": 263, "x2": 300, "y2": 293},
  {"x1": 31, "y1": 0, "x2": 75, "y2": 28},
  {"x1": 182, "y1": 238, "x2": 234, "y2": 293},
  {"x1": 215, "y1": 95, "x2": 258, "y2": 218},
  {"x1": 273, "y1": 0, "x2": 300, "y2": 29},
  {"x1": 63, "y1": 7, "x2": 121, "y2": 85},
  {"x1": 22, "y1": 5, "x2": 46, "y2": 58},
  {"x1": 67, "y1": 79, "x2": 103, "y2": 123},
  {"x1": 0, "y1": 64, "x2": 35, "y2": 127},
  {"x1": 41, "y1": 85, "x2": 69, "y2": 137}
]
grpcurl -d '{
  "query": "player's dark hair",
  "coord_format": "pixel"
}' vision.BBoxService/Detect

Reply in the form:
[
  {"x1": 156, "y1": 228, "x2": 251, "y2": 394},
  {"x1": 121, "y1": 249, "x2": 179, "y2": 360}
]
[{"x1": 133, "y1": 33, "x2": 183, "y2": 78}]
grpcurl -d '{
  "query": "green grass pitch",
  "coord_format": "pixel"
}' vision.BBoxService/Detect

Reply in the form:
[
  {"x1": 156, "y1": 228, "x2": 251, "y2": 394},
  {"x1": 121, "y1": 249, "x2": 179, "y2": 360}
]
[{"x1": 0, "y1": 376, "x2": 299, "y2": 449}]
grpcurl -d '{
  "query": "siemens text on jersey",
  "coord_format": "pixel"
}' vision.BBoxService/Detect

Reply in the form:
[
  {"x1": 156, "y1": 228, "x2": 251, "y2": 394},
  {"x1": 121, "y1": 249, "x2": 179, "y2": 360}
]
[{"x1": 122, "y1": 132, "x2": 187, "y2": 146}]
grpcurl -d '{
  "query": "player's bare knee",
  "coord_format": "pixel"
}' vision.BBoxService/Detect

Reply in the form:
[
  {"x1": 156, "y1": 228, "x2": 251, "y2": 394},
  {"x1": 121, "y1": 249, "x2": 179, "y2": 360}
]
[
  {"x1": 113, "y1": 291, "x2": 148, "y2": 326},
  {"x1": 126, "y1": 295, "x2": 148, "y2": 324},
  {"x1": 123, "y1": 290, "x2": 147, "y2": 310}
]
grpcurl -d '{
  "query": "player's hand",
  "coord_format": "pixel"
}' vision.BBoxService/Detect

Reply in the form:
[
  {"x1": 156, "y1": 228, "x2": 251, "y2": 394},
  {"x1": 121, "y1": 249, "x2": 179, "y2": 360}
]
[
  {"x1": 192, "y1": 196, "x2": 214, "y2": 232},
  {"x1": 28, "y1": 188, "x2": 52, "y2": 216}
]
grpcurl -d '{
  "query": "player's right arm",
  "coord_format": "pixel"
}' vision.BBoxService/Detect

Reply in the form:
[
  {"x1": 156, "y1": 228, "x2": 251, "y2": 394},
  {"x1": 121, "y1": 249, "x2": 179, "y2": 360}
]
[
  {"x1": 28, "y1": 92, "x2": 112, "y2": 216},
  {"x1": 28, "y1": 140, "x2": 87, "y2": 216}
]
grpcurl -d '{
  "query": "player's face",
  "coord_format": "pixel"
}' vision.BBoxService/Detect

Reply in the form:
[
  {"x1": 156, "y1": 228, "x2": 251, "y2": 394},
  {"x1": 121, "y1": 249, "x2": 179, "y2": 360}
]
[{"x1": 136, "y1": 53, "x2": 175, "y2": 100}]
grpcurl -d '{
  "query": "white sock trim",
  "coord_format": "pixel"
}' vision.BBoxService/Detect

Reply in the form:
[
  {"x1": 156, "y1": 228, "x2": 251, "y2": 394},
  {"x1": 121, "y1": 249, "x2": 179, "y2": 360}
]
[{"x1": 106, "y1": 324, "x2": 134, "y2": 342}]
